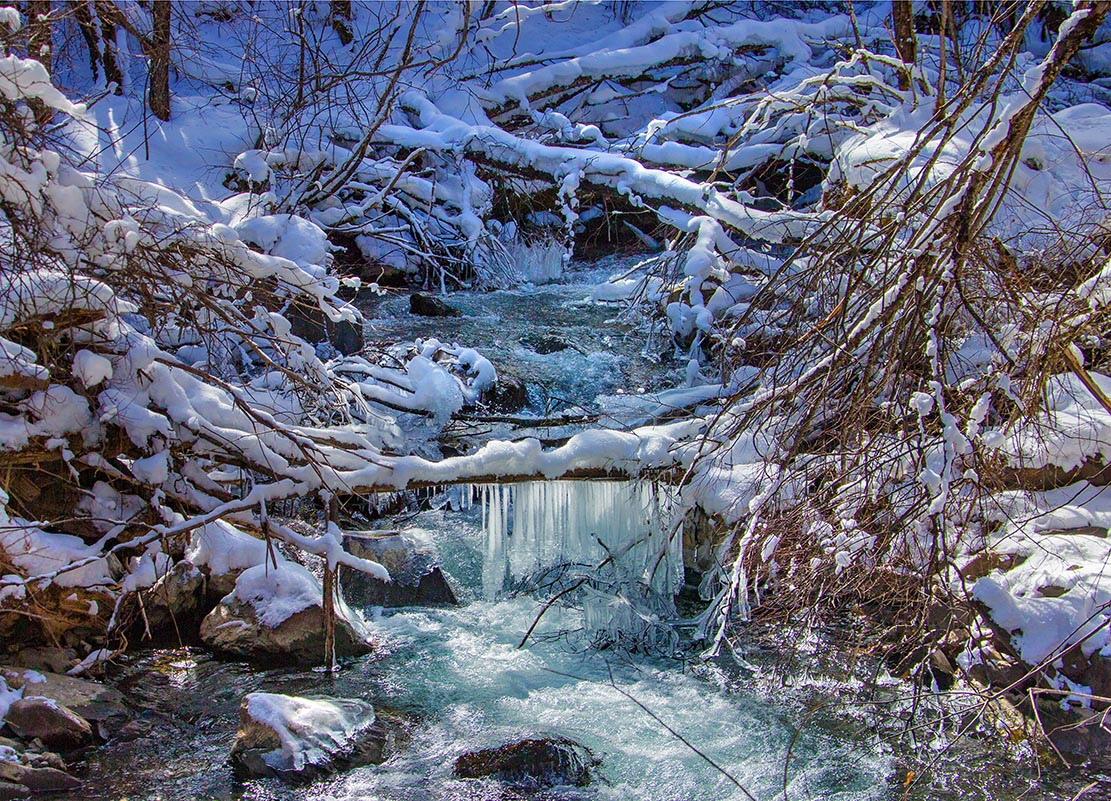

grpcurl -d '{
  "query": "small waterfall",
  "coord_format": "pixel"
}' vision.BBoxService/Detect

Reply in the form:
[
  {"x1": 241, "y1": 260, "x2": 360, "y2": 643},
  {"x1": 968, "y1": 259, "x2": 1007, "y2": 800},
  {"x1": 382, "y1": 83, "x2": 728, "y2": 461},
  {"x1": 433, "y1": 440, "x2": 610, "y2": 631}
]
[{"x1": 476, "y1": 480, "x2": 684, "y2": 650}]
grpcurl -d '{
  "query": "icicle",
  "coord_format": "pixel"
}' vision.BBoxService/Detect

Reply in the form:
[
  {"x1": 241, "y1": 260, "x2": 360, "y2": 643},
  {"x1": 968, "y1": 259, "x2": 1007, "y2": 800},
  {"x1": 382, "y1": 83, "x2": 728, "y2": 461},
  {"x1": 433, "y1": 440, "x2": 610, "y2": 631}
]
[{"x1": 479, "y1": 480, "x2": 684, "y2": 652}]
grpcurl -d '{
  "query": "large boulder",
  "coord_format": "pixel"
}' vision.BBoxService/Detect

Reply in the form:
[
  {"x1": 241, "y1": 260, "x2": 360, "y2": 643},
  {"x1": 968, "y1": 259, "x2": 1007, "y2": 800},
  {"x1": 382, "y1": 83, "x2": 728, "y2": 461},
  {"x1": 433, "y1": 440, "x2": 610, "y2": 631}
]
[
  {"x1": 454, "y1": 738, "x2": 593, "y2": 788},
  {"x1": 131, "y1": 561, "x2": 206, "y2": 643},
  {"x1": 342, "y1": 532, "x2": 457, "y2": 608},
  {"x1": 2, "y1": 698, "x2": 92, "y2": 751},
  {"x1": 200, "y1": 561, "x2": 373, "y2": 666},
  {"x1": 229, "y1": 693, "x2": 388, "y2": 781}
]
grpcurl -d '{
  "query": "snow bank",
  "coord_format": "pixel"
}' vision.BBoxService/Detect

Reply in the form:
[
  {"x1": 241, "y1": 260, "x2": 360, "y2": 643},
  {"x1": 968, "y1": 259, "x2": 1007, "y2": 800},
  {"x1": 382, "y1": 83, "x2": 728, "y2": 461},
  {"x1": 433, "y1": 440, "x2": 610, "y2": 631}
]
[{"x1": 974, "y1": 481, "x2": 1111, "y2": 666}]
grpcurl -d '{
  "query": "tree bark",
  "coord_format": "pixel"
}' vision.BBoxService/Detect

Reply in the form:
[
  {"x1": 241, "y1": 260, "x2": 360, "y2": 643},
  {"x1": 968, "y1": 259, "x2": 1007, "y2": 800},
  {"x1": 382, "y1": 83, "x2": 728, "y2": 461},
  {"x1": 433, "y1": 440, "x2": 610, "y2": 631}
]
[
  {"x1": 148, "y1": 0, "x2": 170, "y2": 120},
  {"x1": 892, "y1": 0, "x2": 916, "y2": 90},
  {"x1": 71, "y1": 0, "x2": 102, "y2": 81},
  {"x1": 94, "y1": 0, "x2": 123, "y2": 93},
  {"x1": 26, "y1": 0, "x2": 52, "y2": 124},
  {"x1": 330, "y1": 0, "x2": 353, "y2": 45}
]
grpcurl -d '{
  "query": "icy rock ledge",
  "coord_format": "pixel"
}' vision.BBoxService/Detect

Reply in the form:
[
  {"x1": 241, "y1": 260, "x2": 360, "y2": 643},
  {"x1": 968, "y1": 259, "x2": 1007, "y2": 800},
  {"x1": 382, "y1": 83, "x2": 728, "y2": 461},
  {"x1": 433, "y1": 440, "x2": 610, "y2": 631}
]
[
  {"x1": 229, "y1": 693, "x2": 385, "y2": 781},
  {"x1": 199, "y1": 562, "x2": 373, "y2": 666}
]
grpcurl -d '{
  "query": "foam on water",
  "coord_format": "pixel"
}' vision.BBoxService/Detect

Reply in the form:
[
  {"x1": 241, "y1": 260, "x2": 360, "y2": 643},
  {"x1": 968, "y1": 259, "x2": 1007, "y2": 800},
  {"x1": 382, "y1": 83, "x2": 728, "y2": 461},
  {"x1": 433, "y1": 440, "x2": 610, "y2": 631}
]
[{"x1": 331, "y1": 594, "x2": 892, "y2": 801}]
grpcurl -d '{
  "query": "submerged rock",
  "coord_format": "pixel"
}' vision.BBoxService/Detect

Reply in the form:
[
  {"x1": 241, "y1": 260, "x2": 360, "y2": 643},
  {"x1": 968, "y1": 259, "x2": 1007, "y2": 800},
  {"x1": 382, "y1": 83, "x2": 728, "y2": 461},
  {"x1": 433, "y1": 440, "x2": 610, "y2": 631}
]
[
  {"x1": 522, "y1": 335, "x2": 572, "y2": 355},
  {"x1": 199, "y1": 561, "x2": 373, "y2": 666},
  {"x1": 2, "y1": 698, "x2": 92, "y2": 751},
  {"x1": 454, "y1": 738, "x2": 593, "y2": 788},
  {"x1": 342, "y1": 532, "x2": 457, "y2": 608},
  {"x1": 230, "y1": 692, "x2": 387, "y2": 781},
  {"x1": 410, "y1": 293, "x2": 461, "y2": 317}
]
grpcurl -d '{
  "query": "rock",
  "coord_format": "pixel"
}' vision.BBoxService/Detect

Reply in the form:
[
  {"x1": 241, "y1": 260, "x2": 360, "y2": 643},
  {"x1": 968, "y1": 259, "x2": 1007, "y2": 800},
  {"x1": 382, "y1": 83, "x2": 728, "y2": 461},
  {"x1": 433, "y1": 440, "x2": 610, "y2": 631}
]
[
  {"x1": 7, "y1": 649, "x2": 77, "y2": 676},
  {"x1": 0, "y1": 780, "x2": 30, "y2": 801},
  {"x1": 230, "y1": 693, "x2": 387, "y2": 781},
  {"x1": 205, "y1": 571, "x2": 238, "y2": 607},
  {"x1": 24, "y1": 752, "x2": 65, "y2": 772},
  {"x1": 409, "y1": 293, "x2": 461, "y2": 317},
  {"x1": 200, "y1": 601, "x2": 371, "y2": 667},
  {"x1": 135, "y1": 561, "x2": 206, "y2": 642},
  {"x1": 199, "y1": 562, "x2": 373, "y2": 666},
  {"x1": 454, "y1": 738, "x2": 593, "y2": 788},
  {"x1": 0, "y1": 668, "x2": 129, "y2": 735},
  {"x1": 342, "y1": 533, "x2": 457, "y2": 608},
  {"x1": 482, "y1": 374, "x2": 530, "y2": 413},
  {"x1": 0, "y1": 762, "x2": 79, "y2": 793},
  {"x1": 3, "y1": 698, "x2": 93, "y2": 751},
  {"x1": 523, "y1": 335, "x2": 571, "y2": 355},
  {"x1": 286, "y1": 300, "x2": 365, "y2": 356},
  {"x1": 112, "y1": 719, "x2": 153, "y2": 743}
]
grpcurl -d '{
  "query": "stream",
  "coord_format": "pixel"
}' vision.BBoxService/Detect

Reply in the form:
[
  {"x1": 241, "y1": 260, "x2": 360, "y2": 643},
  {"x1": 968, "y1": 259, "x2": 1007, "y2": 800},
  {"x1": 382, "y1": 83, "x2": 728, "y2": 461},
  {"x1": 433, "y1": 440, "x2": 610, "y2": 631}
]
[{"x1": 56, "y1": 263, "x2": 1099, "y2": 800}]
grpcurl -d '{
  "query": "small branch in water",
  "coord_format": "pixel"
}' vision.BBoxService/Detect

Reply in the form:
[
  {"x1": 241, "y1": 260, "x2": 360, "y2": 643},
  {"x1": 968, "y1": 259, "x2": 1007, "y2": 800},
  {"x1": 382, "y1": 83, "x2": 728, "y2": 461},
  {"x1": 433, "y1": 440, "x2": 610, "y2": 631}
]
[{"x1": 517, "y1": 558, "x2": 612, "y2": 649}]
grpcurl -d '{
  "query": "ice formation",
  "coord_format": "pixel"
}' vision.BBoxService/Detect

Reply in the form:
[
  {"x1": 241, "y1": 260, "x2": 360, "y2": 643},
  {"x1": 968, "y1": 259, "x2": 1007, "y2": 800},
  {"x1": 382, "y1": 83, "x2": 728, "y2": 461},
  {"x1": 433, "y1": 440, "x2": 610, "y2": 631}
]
[{"x1": 477, "y1": 480, "x2": 684, "y2": 650}]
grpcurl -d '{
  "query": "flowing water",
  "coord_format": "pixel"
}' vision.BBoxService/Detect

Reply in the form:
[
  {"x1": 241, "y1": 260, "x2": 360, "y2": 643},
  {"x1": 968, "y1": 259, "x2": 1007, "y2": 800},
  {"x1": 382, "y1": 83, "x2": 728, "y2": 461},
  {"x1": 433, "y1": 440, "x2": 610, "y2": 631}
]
[
  {"x1": 362, "y1": 258, "x2": 682, "y2": 418},
  {"x1": 65, "y1": 482, "x2": 899, "y2": 801},
  {"x1": 58, "y1": 267, "x2": 1103, "y2": 800}
]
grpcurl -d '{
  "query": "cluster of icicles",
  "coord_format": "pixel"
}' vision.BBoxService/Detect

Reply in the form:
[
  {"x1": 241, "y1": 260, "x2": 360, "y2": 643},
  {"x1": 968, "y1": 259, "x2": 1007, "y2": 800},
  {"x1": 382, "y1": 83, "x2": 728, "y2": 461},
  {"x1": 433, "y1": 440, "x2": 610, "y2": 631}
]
[{"x1": 461, "y1": 480, "x2": 685, "y2": 651}]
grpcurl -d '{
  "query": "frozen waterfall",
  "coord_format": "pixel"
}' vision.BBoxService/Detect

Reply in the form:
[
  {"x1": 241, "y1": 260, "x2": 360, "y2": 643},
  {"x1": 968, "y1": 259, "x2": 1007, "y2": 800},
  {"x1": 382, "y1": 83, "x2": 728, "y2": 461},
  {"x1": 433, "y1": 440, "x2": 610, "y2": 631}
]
[{"x1": 474, "y1": 480, "x2": 685, "y2": 650}]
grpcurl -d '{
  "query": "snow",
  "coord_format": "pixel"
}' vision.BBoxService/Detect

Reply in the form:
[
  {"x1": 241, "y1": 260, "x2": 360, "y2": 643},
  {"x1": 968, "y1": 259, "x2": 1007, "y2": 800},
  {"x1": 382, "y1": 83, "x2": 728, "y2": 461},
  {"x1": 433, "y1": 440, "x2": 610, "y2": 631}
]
[
  {"x1": 989, "y1": 372, "x2": 1111, "y2": 472},
  {"x1": 73, "y1": 350, "x2": 113, "y2": 389},
  {"x1": 185, "y1": 520, "x2": 269, "y2": 577},
  {"x1": 242, "y1": 692, "x2": 375, "y2": 773},
  {"x1": 0, "y1": 676, "x2": 21, "y2": 727},
  {"x1": 227, "y1": 562, "x2": 322, "y2": 627},
  {"x1": 224, "y1": 559, "x2": 373, "y2": 640},
  {"x1": 973, "y1": 481, "x2": 1111, "y2": 666},
  {"x1": 0, "y1": 505, "x2": 114, "y2": 588}
]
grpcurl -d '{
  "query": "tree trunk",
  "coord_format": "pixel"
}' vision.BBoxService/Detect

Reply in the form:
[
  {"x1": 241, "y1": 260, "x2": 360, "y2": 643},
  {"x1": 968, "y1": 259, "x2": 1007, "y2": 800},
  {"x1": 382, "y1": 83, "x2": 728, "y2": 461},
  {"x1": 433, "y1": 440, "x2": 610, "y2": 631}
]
[
  {"x1": 71, "y1": 0, "x2": 103, "y2": 81},
  {"x1": 26, "y1": 0, "x2": 52, "y2": 124},
  {"x1": 331, "y1": 1, "x2": 352, "y2": 46},
  {"x1": 94, "y1": 0, "x2": 123, "y2": 93},
  {"x1": 892, "y1": 0, "x2": 916, "y2": 90},
  {"x1": 148, "y1": 0, "x2": 170, "y2": 120}
]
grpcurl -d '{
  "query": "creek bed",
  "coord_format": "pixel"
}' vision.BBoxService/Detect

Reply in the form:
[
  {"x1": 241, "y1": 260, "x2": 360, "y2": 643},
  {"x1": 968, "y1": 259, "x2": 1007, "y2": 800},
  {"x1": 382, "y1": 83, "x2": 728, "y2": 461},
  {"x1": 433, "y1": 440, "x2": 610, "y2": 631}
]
[
  {"x1": 63, "y1": 497, "x2": 1090, "y2": 801},
  {"x1": 58, "y1": 267, "x2": 1105, "y2": 801}
]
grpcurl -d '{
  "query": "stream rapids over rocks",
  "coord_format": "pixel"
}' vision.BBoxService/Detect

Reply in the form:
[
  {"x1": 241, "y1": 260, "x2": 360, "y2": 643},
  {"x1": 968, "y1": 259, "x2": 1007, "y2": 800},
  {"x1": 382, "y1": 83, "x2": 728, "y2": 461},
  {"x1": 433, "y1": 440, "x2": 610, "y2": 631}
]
[{"x1": 42, "y1": 264, "x2": 1107, "y2": 801}]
